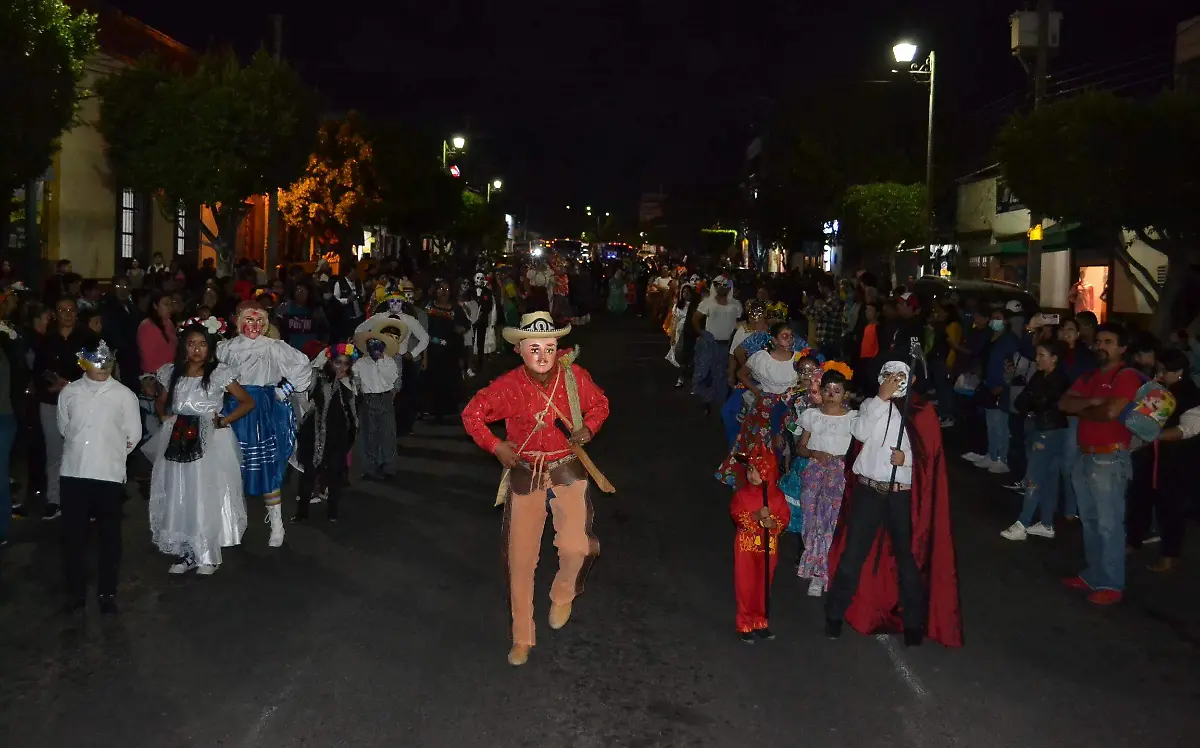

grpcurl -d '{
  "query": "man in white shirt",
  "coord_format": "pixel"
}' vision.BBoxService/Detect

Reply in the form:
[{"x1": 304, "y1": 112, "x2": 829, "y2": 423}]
[
  {"x1": 691, "y1": 276, "x2": 743, "y2": 413},
  {"x1": 356, "y1": 287, "x2": 430, "y2": 436},
  {"x1": 56, "y1": 340, "x2": 141, "y2": 616},
  {"x1": 353, "y1": 324, "x2": 404, "y2": 479}
]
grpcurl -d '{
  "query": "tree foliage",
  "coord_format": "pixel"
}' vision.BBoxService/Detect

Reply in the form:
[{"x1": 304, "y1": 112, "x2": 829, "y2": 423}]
[
  {"x1": 369, "y1": 123, "x2": 463, "y2": 241},
  {"x1": 279, "y1": 112, "x2": 379, "y2": 258},
  {"x1": 996, "y1": 90, "x2": 1200, "y2": 331},
  {"x1": 840, "y1": 182, "x2": 926, "y2": 260},
  {"x1": 0, "y1": 0, "x2": 96, "y2": 194},
  {"x1": 98, "y1": 50, "x2": 317, "y2": 273}
]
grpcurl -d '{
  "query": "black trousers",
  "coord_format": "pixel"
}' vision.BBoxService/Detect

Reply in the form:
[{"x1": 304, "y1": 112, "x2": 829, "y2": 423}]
[
  {"x1": 826, "y1": 482, "x2": 926, "y2": 632},
  {"x1": 395, "y1": 357, "x2": 421, "y2": 437},
  {"x1": 295, "y1": 464, "x2": 347, "y2": 520},
  {"x1": 60, "y1": 477, "x2": 124, "y2": 600},
  {"x1": 1128, "y1": 476, "x2": 1187, "y2": 558}
]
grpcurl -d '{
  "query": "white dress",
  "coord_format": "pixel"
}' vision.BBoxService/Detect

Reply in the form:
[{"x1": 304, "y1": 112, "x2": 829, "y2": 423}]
[{"x1": 146, "y1": 363, "x2": 247, "y2": 566}]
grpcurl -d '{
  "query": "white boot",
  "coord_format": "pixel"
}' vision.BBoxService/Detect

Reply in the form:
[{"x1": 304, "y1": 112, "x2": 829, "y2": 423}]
[{"x1": 267, "y1": 504, "x2": 285, "y2": 547}]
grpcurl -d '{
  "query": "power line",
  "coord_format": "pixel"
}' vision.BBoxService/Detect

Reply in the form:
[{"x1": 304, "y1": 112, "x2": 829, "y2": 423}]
[
  {"x1": 1048, "y1": 53, "x2": 1170, "y2": 90},
  {"x1": 1049, "y1": 69, "x2": 1173, "y2": 99}
]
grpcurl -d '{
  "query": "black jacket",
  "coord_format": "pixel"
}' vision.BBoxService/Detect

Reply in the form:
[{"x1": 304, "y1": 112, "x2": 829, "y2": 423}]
[{"x1": 1013, "y1": 367, "x2": 1071, "y2": 431}]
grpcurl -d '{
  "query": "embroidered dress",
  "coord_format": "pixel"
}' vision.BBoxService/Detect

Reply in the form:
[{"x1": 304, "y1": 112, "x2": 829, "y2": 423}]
[
  {"x1": 730, "y1": 454, "x2": 790, "y2": 633},
  {"x1": 778, "y1": 394, "x2": 816, "y2": 533},
  {"x1": 793, "y1": 409, "x2": 858, "y2": 587},
  {"x1": 715, "y1": 351, "x2": 799, "y2": 486},
  {"x1": 146, "y1": 364, "x2": 246, "y2": 566},
  {"x1": 423, "y1": 302, "x2": 470, "y2": 415},
  {"x1": 720, "y1": 330, "x2": 773, "y2": 445}
]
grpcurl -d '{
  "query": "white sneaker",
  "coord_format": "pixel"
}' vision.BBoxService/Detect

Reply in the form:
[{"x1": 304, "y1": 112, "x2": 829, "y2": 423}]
[
  {"x1": 939, "y1": 417, "x2": 956, "y2": 428},
  {"x1": 988, "y1": 460, "x2": 1011, "y2": 474},
  {"x1": 974, "y1": 458, "x2": 998, "y2": 469},
  {"x1": 807, "y1": 578, "x2": 823, "y2": 597},
  {"x1": 1026, "y1": 522, "x2": 1056, "y2": 539},
  {"x1": 962, "y1": 452, "x2": 988, "y2": 463},
  {"x1": 169, "y1": 562, "x2": 197, "y2": 574},
  {"x1": 1001, "y1": 521, "x2": 1028, "y2": 541},
  {"x1": 1144, "y1": 535, "x2": 1161, "y2": 545},
  {"x1": 196, "y1": 564, "x2": 218, "y2": 575},
  {"x1": 267, "y1": 505, "x2": 285, "y2": 548}
]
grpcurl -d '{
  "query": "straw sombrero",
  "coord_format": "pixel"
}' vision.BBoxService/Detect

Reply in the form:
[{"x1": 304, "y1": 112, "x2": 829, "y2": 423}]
[
  {"x1": 352, "y1": 313, "x2": 409, "y2": 358},
  {"x1": 502, "y1": 311, "x2": 571, "y2": 345}
]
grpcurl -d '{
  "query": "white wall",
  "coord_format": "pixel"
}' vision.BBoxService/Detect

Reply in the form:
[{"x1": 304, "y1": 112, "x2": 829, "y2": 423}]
[
  {"x1": 1111, "y1": 229, "x2": 1168, "y2": 315},
  {"x1": 1040, "y1": 250, "x2": 1071, "y2": 308}
]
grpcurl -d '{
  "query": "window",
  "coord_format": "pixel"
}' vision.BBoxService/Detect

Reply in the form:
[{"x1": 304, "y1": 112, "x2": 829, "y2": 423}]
[
  {"x1": 175, "y1": 203, "x2": 187, "y2": 255},
  {"x1": 119, "y1": 189, "x2": 136, "y2": 259}
]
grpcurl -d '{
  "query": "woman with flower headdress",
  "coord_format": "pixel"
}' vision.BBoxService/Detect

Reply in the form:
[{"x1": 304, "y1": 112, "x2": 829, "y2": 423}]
[
  {"x1": 792, "y1": 361, "x2": 858, "y2": 597},
  {"x1": 422, "y1": 278, "x2": 471, "y2": 419},
  {"x1": 293, "y1": 343, "x2": 360, "y2": 522},
  {"x1": 720, "y1": 300, "x2": 773, "y2": 446},
  {"x1": 148, "y1": 319, "x2": 255, "y2": 575}
]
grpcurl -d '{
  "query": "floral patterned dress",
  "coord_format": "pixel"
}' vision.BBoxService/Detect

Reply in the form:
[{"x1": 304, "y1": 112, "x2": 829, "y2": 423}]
[
  {"x1": 715, "y1": 351, "x2": 799, "y2": 486},
  {"x1": 793, "y1": 408, "x2": 858, "y2": 588}
]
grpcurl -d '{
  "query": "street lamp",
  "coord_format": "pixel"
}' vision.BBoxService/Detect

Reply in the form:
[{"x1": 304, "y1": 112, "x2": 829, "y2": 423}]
[
  {"x1": 487, "y1": 178, "x2": 503, "y2": 203},
  {"x1": 893, "y1": 40, "x2": 936, "y2": 274},
  {"x1": 441, "y1": 135, "x2": 467, "y2": 169}
]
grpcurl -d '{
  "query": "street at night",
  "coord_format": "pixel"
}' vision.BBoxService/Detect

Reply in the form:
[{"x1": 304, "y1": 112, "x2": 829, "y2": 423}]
[{"x1": 2, "y1": 317, "x2": 1198, "y2": 748}]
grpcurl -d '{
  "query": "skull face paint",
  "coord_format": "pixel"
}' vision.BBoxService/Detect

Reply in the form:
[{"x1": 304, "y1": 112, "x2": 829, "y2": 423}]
[{"x1": 474, "y1": 272, "x2": 486, "y2": 287}]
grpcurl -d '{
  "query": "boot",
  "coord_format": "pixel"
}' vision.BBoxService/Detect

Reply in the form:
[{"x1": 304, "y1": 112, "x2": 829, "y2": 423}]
[{"x1": 267, "y1": 504, "x2": 285, "y2": 547}]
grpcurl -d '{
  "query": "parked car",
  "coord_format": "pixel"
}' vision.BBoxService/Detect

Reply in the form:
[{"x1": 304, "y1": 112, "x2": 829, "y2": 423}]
[{"x1": 912, "y1": 277, "x2": 1038, "y2": 316}]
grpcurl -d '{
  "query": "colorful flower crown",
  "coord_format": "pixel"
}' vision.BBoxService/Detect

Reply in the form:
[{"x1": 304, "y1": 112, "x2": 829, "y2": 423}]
[
  {"x1": 326, "y1": 342, "x2": 359, "y2": 362},
  {"x1": 822, "y1": 360, "x2": 854, "y2": 381},
  {"x1": 766, "y1": 301, "x2": 789, "y2": 320},
  {"x1": 178, "y1": 316, "x2": 228, "y2": 336}
]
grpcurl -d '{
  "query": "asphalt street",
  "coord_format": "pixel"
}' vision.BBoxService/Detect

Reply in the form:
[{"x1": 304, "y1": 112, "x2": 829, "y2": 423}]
[{"x1": 2, "y1": 315, "x2": 1199, "y2": 748}]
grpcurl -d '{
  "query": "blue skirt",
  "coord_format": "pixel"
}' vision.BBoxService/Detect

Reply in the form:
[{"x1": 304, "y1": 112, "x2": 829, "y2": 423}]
[
  {"x1": 226, "y1": 385, "x2": 296, "y2": 496},
  {"x1": 778, "y1": 456, "x2": 809, "y2": 534},
  {"x1": 721, "y1": 388, "x2": 748, "y2": 447}
]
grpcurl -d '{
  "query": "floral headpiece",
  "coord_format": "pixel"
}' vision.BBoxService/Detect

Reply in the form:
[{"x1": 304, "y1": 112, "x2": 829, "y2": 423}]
[
  {"x1": 254, "y1": 288, "x2": 279, "y2": 306},
  {"x1": 325, "y1": 342, "x2": 359, "y2": 362},
  {"x1": 178, "y1": 316, "x2": 228, "y2": 336},
  {"x1": 77, "y1": 339, "x2": 117, "y2": 370},
  {"x1": 766, "y1": 300, "x2": 789, "y2": 320},
  {"x1": 822, "y1": 360, "x2": 854, "y2": 381},
  {"x1": 793, "y1": 347, "x2": 826, "y2": 365},
  {"x1": 745, "y1": 300, "x2": 767, "y2": 320}
]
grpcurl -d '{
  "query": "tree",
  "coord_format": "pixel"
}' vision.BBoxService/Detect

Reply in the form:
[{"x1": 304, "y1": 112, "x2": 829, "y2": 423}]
[
  {"x1": 449, "y1": 189, "x2": 508, "y2": 263},
  {"x1": 279, "y1": 112, "x2": 379, "y2": 263},
  {"x1": 369, "y1": 123, "x2": 463, "y2": 244},
  {"x1": 0, "y1": 0, "x2": 96, "y2": 255},
  {"x1": 98, "y1": 50, "x2": 317, "y2": 274},
  {"x1": 996, "y1": 91, "x2": 1200, "y2": 333},
  {"x1": 840, "y1": 182, "x2": 926, "y2": 276}
]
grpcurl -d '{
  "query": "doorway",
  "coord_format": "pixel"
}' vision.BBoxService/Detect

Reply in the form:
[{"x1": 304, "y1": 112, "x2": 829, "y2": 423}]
[{"x1": 1074, "y1": 265, "x2": 1109, "y2": 322}]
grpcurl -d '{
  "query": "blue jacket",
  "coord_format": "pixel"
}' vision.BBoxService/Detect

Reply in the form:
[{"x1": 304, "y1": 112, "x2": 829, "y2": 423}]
[{"x1": 982, "y1": 331, "x2": 1020, "y2": 390}]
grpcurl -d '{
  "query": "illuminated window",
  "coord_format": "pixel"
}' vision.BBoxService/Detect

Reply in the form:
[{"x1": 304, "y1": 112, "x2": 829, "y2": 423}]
[
  {"x1": 119, "y1": 189, "x2": 136, "y2": 259},
  {"x1": 175, "y1": 203, "x2": 186, "y2": 255}
]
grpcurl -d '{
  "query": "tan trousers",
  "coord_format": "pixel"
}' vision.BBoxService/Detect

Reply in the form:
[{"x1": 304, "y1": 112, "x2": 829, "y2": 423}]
[{"x1": 502, "y1": 479, "x2": 599, "y2": 646}]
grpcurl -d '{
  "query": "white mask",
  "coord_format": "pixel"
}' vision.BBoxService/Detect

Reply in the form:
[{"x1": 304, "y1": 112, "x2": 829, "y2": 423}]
[{"x1": 878, "y1": 360, "x2": 912, "y2": 398}]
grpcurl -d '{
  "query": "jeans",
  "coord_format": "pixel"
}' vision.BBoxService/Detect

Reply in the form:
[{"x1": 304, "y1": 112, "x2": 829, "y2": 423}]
[
  {"x1": 1071, "y1": 450, "x2": 1131, "y2": 591},
  {"x1": 984, "y1": 408, "x2": 1010, "y2": 463},
  {"x1": 39, "y1": 403, "x2": 64, "y2": 508},
  {"x1": 0, "y1": 414, "x2": 16, "y2": 541},
  {"x1": 1060, "y1": 417, "x2": 1080, "y2": 517},
  {"x1": 1020, "y1": 423, "x2": 1066, "y2": 526}
]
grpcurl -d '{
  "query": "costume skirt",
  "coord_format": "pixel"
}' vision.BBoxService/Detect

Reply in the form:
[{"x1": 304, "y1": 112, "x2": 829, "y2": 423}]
[
  {"x1": 146, "y1": 416, "x2": 246, "y2": 566},
  {"x1": 778, "y1": 455, "x2": 809, "y2": 534},
  {"x1": 226, "y1": 385, "x2": 296, "y2": 496},
  {"x1": 715, "y1": 392, "x2": 786, "y2": 487},
  {"x1": 796, "y1": 456, "x2": 847, "y2": 584}
]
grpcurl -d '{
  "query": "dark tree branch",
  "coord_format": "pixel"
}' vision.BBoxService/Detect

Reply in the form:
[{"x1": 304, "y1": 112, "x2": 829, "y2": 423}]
[{"x1": 1112, "y1": 242, "x2": 1159, "y2": 311}]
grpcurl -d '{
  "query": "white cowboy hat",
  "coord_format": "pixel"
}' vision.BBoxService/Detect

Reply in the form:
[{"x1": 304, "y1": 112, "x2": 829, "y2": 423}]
[
  {"x1": 353, "y1": 314, "x2": 408, "y2": 358},
  {"x1": 502, "y1": 311, "x2": 571, "y2": 345}
]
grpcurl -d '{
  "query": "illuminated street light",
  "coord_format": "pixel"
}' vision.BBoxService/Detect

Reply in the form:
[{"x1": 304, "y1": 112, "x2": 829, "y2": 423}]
[
  {"x1": 492, "y1": 179, "x2": 503, "y2": 190},
  {"x1": 487, "y1": 177, "x2": 503, "y2": 203},
  {"x1": 451, "y1": 135, "x2": 466, "y2": 149},
  {"x1": 892, "y1": 42, "x2": 918, "y2": 63},
  {"x1": 605, "y1": 212, "x2": 610, "y2": 217}
]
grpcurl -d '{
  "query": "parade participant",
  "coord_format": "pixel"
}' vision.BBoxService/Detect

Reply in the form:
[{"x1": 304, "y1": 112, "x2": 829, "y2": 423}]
[
  {"x1": 149, "y1": 319, "x2": 255, "y2": 575},
  {"x1": 550, "y1": 256, "x2": 573, "y2": 325},
  {"x1": 217, "y1": 301, "x2": 313, "y2": 547},
  {"x1": 362, "y1": 283, "x2": 429, "y2": 438},
  {"x1": 721, "y1": 300, "x2": 773, "y2": 446},
  {"x1": 667, "y1": 284, "x2": 701, "y2": 389},
  {"x1": 353, "y1": 317, "x2": 404, "y2": 479},
  {"x1": 730, "y1": 443, "x2": 790, "y2": 642},
  {"x1": 778, "y1": 353, "x2": 823, "y2": 540},
  {"x1": 793, "y1": 363, "x2": 857, "y2": 596},
  {"x1": 716, "y1": 322, "x2": 797, "y2": 486},
  {"x1": 423, "y1": 279, "x2": 470, "y2": 420},
  {"x1": 825, "y1": 360, "x2": 963, "y2": 647},
  {"x1": 692, "y1": 275, "x2": 742, "y2": 415},
  {"x1": 57, "y1": 340, "x2": 141, "y2": 614},
  {"x1": 461, "y1": 312, "x2": 611, "y2": 667},
  {"x1": 293, "y1": 343, "x2": 360, "y2": 523},
  {"x1": 471, "y1": 271, "x2": 498, "y2": 363}
]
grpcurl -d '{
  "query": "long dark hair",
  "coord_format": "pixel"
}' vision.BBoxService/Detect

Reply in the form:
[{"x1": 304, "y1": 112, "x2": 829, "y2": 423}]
[
  {"x1": 148, "y1": 290, "x2": 172, "y2": 342},
  {"x1": 166, "y1": 324, "x2": 219, "y2": 411}
]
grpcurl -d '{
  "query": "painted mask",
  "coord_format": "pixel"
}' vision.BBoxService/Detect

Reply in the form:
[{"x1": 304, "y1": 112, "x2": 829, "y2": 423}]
[{"x1": 239, "y1": 308, "x2": 268, "y2": 339}]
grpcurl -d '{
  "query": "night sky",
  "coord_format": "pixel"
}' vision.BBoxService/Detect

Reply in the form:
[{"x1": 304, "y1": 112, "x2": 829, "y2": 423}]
[{"x1": 109, "y1": 0, "x2": 1192, "y2": 228}]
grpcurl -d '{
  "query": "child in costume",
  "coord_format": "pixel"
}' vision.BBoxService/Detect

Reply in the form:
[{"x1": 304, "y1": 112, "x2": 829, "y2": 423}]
[
  {"x1": 217, "y1": 301, "x2": 313, "y2": 547},
  {"x1": 793, "y1": 362, "x2": 858, "y2": 596},
  {"x1": 293, "y1": 343, "x2": 359, "y2": 523},
  {"x1": 148, "y1": 318, "x2": 255, "y2": 575},
  {"x1": 730, "y1": 444, "x2": 790, "y2": 642},
  {"x1": 778, "y1": 351, "x2": 824, "y2": 539},
  {"x1": 352, "y1": 318, "x2": 402, "y2": 479}
]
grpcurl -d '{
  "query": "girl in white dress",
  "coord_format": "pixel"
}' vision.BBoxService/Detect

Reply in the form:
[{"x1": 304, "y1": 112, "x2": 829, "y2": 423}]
[{"x1": 148, "y1": 320, "x2": 256, "y2": 575}]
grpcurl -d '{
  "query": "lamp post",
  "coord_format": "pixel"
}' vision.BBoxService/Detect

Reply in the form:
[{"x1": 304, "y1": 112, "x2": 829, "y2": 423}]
[
  {"x1": 487, "y1": 178, "x2": 503, "y2": 203},
  {"x1": 442, "y1": 135, "x2": 466, "y2": 169},
  {"x1": 893, "y1": 41, "x2": 936, "y2": 275}
]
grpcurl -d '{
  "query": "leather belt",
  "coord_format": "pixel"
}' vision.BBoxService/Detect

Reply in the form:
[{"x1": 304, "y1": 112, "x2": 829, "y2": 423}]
[
  {"x1": 858, "y1": 476, "x2": 912, "y2": 494},
  {"x1": 1080, "y1": 443, "x2": 1125, "y2": 455},
  {"x1": 508, "y1": 454, "x2": 587, "y2": 496}
]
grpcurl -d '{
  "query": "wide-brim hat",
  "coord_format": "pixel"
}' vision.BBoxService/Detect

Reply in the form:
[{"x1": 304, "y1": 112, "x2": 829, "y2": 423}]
[
  {"x1": 353, "y1": 314, "x2": 407, "y2": 358},
  {"x1": 502, "y1": 311, "x2": 571, "y2": 345}
]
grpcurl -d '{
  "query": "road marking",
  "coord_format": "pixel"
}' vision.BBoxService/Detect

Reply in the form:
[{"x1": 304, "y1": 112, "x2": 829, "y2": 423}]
[{"x1": 875, "y1": 634, "x2": 928, "y2": 699}]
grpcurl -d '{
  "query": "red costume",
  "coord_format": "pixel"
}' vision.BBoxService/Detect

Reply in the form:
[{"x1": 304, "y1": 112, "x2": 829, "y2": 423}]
[
  {"x1": 730, "y1": 446, "x2": 791, "y2": 634},
  {"x1": 827, "y1": 398, "x2": 963, "y2": 647}
]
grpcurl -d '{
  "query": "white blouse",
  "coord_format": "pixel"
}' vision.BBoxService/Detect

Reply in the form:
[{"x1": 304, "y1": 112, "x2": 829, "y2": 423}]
[
  {"x1": 217, "y1": 335, "x2": 313, "y2": 391},
  {"x1": 747, "y1": 350, "x2": 799, "y2": 395},
  {"x1": 799, "y1": 408, "x2": 858, "y2": 457}
]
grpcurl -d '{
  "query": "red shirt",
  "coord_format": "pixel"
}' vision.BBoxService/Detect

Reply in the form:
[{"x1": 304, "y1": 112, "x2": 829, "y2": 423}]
[
  {"x1": 462, "y1": 360, "x2": 610, "y2": 461},
  {"x1": 1070, "y1": 366, "x2": 1142, "y2": 448}
]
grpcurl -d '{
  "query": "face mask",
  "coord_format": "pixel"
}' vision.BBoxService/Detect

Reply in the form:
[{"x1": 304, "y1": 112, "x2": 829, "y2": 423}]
[{"x1": 989, "y1": 320, "x2": 1006, "y2": 332}]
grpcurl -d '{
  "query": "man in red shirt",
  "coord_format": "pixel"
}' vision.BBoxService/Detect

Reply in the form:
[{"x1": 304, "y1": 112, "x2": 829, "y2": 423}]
[
  {"x1": 462, "y1": 312, "x2": 610, "y2": 666},
  {"x1": 1059, "y1": 324, "x2": 1141, "y2": 605}
]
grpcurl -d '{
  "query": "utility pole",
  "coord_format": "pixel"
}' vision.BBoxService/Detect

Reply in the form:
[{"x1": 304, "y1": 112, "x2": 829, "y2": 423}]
[
  {"x1": 1025, "y1": 0, "x2": 1052, "y2": 295},
  {"x1": 266, "y1": 13, "x2": 283, "y2": 272},
  {"x1": 924, "y1": 50, "x2": 936, "y2": 278}
]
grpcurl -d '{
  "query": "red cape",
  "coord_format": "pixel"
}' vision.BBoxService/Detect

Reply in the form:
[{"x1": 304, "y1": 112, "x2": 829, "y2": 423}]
[{"x1": 827, "y1": 397, "x2": 964, "y2": 647}]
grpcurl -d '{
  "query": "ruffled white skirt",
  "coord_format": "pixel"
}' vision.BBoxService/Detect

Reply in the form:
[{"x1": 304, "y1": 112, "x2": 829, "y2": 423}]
[{"x1": 146, "y1": 416, "x2": 247, "y2": 566}]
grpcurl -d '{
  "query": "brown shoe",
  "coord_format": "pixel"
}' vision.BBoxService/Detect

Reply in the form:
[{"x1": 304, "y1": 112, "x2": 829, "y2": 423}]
[
  {"x1": 507, "y1": 644, "x2": 531, "y2": 666},
  {"x1": 1147, "y1": 557, "x2": 1178, "y2": 573},
  {"x1": 548, "y1": 602, "x2": 573, "y2": 630}
]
